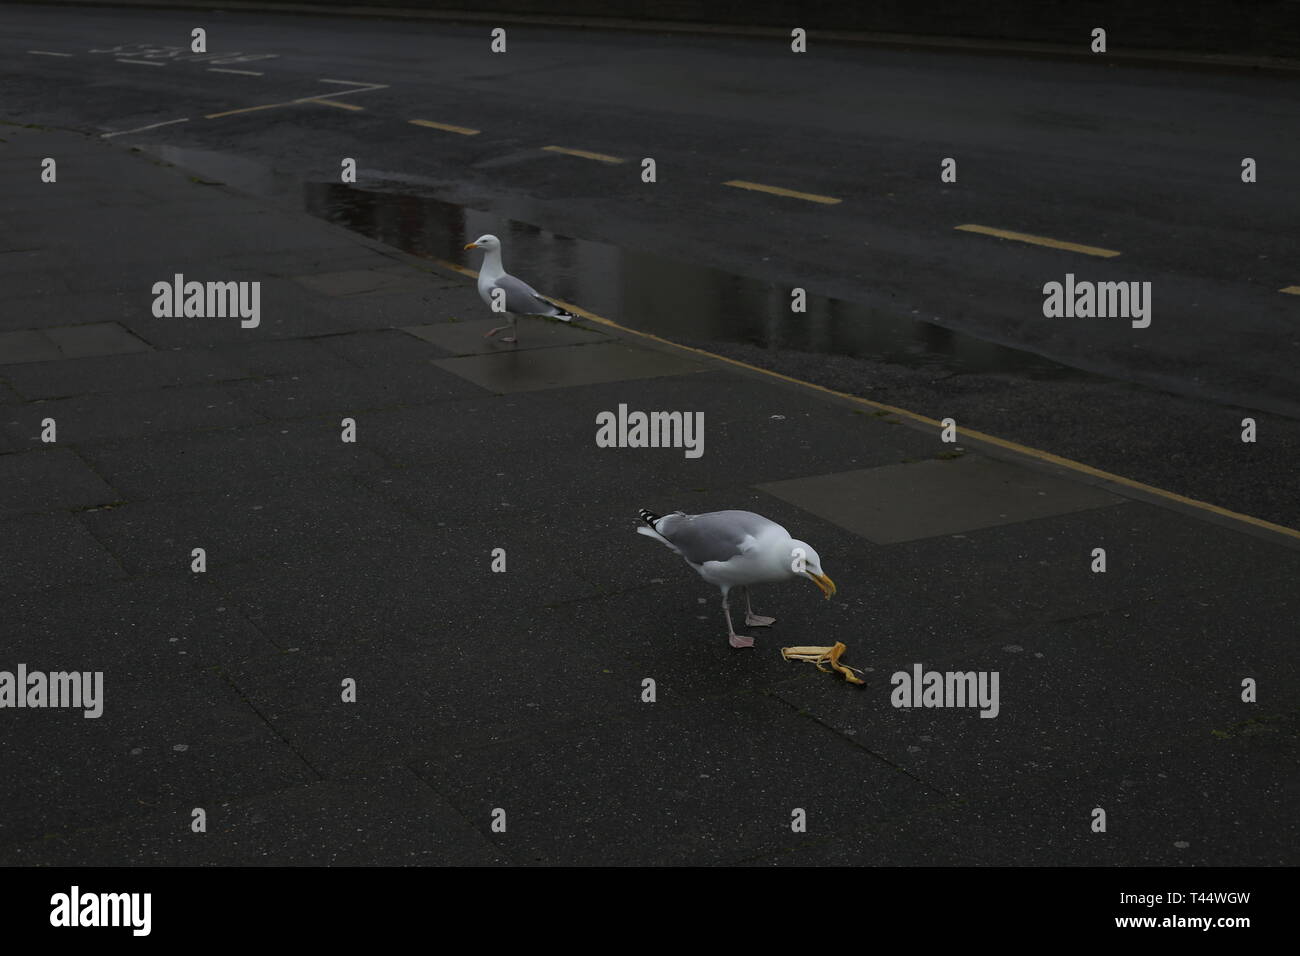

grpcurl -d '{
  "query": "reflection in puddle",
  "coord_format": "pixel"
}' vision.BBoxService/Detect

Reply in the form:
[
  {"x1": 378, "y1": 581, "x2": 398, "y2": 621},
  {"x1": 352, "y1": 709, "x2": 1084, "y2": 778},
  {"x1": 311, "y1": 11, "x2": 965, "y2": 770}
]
[
  {"x1": 147, "y1": 143, "x2": 1084, "y2": 380},
  {"x1": 308, "y1": 184, "x2": 1084, "y2": 380}
]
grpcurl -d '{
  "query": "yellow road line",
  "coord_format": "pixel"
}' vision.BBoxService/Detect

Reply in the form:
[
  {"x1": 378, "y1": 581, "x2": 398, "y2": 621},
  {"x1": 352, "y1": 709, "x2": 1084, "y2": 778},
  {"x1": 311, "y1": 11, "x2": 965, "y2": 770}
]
[
  {"x1": 429, "y1": 257, "x2": 480, "y2": 278},
  {"x1": 206, "y1": 100, "x2": 298, "y2": 119},
  {"x1": 409, "y1": 118, "x2": 480, "y2": 136},
  {"x1": 204, "y1": 84, "x2": 387, "y2": 119},
  {"x1": 311, "y1": 98, "x2": 365, "y2": 111},
  {"x1": 723, "y1": 179, "x2": 841, "y2": 204},
  {"x1": 423, "y1": 256, "x2": 1300, "y2": 544},
  {"x1": 955, "y1": 223, "x2": 1121, "y2": 258},
  {"x1": 1280, "y1": 285, "x2": 1300, "y2": 295},
  {"x1": 541, "y1": 145, "x2": 625, "y2": 164}
]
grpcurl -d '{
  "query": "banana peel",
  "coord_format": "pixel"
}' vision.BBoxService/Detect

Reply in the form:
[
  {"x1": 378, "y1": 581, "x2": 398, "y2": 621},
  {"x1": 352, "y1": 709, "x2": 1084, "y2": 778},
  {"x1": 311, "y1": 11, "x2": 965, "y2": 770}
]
[{"x1": 781, "y1": 642, "x2": 866, "y2": 685}]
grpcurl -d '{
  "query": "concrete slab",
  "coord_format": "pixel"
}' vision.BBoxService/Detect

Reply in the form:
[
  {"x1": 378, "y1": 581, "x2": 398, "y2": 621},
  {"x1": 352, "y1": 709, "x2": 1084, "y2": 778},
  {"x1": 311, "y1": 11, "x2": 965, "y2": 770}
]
[
  {"x1": 77, "y1": 420, "x2": 389, "y2": 500},
  {"x1": 224, "y1": 362, "x2": 485, "y2": 419},
  {"x1": 0, "y1": 512, "x2": 126, "y2": 596},
  {"x1": 759, "y1": 454, "x2": 1124, "y2": 544},
  {"x1": 3, "y1": 348, "x2": 244, "y2": 399},
  {"x1": 313, "y1": 329, "x2": 451, "y2": 367},
  {"x1": 0, "y1": 665, "x2": 315, "y2": 848},
  {"x1": 0, "y1": 323, "x2": 151, "y2": 366},
  {"x1": 0, "y1": 447, "x2": 119, "y2": 515},
  {"x1": 0, "y1": 765, "x2": 507, "y2": 866},
  {"x1": 408, "y1": 693, "x2": 941, "y2": 865},
  {"x1": 292, "y1": 269, "x2": 430, "y2": 297},
  {"x1": 432, "y1": 341, "x2": 708, "y2": 393},
  {"x1": 402, "y1": 317, "x2": 609, "y2": 355},
  {"x1": 0, "y1": 385, "x2": 262, "y2": 446}
]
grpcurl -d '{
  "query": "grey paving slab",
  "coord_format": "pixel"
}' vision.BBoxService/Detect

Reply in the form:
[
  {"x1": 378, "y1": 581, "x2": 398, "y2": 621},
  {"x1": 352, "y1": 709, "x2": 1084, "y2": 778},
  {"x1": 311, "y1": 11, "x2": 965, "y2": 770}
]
[
  {"x1": 224, "y1": 362, "x2": 486, "y2": 420},
  {"x1": 78, "y1": 476, "x2": 421, "y2": 578},
  {"x1": 403, "y1": 317, "x2": 610, "y2": 355},
  {"x1": 0, "y1": 329, "x2": 61, "y2": 364},
  {"x1": 2, "y1": 347, "x2": 245, "y2": 399},
  {"x1": 870, "y1": 499, "x2": 1300, "y2": 629},
  {"x1": 0, "y1": 384, "x2": 262, "y2": 446},
  {"x1": 314, "y1": 329, "x2": 463, "y2": 367},
  {"x1": 0, "y1": 666, "x2": 315, "y2": 849},
  {"x1": 0, "y1": 290, "x2": 136, "y2": 333},
  {"x1": 769, "y1": 560, "x2": 1299, "y2": 812},
  {"x1": 746, "y1": 716, "x2": 1291, "y2": 866},
  {"x1": 409, "y1": 693, "x2": 942, "y2": 865},
  {"x1": 210, "y1": 338, "x2": 353, "y2": 377},
  {"x1": 353, "y1": 373, "x2": 934, "y2": 526},
  {"x1": 292, "y1": 268, "x2": 432, "y2": 297},
  {"x1": 759, "y1": 454, "x2": 1126, "y2": 544},
  {"x1": 0, "y1": 574, "x2": 273, "y2": 669},
  {"x1": 0, "y1": 447, "x2": 118, "y2": 515},
  {"x1": 76, "y1": 420, "x2": 389, "y2": 500},
  {"x1": 432, "y1": 341, "x2": 709, "y2": 392},
  {"x1": 0, "y1": 765, "x2": 507, "y2": 866},
  {"x1": 213, "y1": 518, "x2": 603, "y2": 652},
  {"x1": 0, "y1": 323, "x2": 152, "y2": 365},
  {"x1": 0, "y1": 511, "x2": 126, "y2": 596}
]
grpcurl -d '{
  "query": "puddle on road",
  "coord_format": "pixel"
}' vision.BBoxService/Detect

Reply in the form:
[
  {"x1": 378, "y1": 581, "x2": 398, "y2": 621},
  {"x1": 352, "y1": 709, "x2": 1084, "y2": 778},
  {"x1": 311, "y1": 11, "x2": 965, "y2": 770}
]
[
  {"x1": 149, "y1": 144, "x2": 1084, "y2": 380},
  {"x1": 309, "y1": 184, "x2": 1085, "y2": 380}
]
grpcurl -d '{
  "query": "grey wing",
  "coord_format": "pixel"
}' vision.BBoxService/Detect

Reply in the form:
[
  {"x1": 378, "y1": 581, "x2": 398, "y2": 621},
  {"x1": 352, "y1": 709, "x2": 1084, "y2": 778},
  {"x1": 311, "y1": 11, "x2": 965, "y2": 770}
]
[
  {"x1": 655, "y1": 510, "x2": 780, "y2": 565},
  {"x1": 494, "y1": 274, "x2": 563, "y2": 316}
]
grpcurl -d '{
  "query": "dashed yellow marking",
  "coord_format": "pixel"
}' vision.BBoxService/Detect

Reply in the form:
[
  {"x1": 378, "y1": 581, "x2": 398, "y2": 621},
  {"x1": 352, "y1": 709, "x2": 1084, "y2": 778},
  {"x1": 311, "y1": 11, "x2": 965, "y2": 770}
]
[
  {"x1": 310, "y1": 98, "x2": 365, "y2": 111},
  {"x1": 1280, "y1": 285, "x2": 1300, "y2": 295},
  {"x1": 723, "y1": 180, "x2": 841, "y2": 204},
  {"x1": 420, "y1": 258, "x2": 1300, "y2": 544},
  {"x1": 955, "y1": 223, "x2": 1121, "y2": 258},
  {"x1": 409, "y1": 118, "x2": 480, "y2": 136},
  {"x1": 541, "y1": 145, "x2": 625, "y2": 164}
]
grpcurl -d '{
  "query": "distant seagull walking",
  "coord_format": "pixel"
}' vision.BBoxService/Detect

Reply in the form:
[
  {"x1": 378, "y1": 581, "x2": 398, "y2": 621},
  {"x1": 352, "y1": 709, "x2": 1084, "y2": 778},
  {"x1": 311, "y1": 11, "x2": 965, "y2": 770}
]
[
  {"x1": 637, "y1": 509, "x2": 837, "y2": 648},
  {"x1": 463, "y1": 234, "x2": 575, "y2": 343}
]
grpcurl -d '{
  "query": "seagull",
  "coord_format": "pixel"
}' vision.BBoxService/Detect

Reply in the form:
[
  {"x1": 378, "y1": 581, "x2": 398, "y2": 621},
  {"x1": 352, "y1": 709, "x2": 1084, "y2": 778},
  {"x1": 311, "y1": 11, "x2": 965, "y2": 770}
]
[
  {"x1": 637, "y1": 508, "x2": 836, "y2": 648},
  {"x1": 463, "y1": 234, "x2": 575, "y2": 343}
]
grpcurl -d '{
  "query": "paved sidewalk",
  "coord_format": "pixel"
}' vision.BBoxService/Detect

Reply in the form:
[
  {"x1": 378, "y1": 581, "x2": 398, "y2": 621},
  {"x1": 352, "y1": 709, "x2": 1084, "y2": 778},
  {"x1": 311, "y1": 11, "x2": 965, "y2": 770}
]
[{"x1": 1, "y1": 125, "x2": 1295, "y2": 866}]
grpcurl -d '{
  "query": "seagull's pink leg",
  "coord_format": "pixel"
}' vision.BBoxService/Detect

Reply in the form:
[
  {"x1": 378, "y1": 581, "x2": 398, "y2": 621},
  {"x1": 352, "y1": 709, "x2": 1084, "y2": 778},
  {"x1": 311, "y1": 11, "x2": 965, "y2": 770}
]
[
  {"x1": 744, "y1": 587, "x2": 775, "y2": 627},
  {"x1": 722, "y1": 594, "x2": 754, "y2": 648},
  {"x1": 486, "y1": 317, "x2": 518, "y2": 343}
]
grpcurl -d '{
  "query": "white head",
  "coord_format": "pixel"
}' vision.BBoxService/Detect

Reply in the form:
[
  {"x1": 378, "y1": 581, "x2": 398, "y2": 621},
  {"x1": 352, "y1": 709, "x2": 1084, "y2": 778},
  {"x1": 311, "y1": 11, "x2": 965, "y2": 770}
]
[
  {"x1": 788, "y1": 540, "x2": 836, "y2": 599},
  {"x1": 464, "y1": 234, "x2": 501, "y2": 253}
]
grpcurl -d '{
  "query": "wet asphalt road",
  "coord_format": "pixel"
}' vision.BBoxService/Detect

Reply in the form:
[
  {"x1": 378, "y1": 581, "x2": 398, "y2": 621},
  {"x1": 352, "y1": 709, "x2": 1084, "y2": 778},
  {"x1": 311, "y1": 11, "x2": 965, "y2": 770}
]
[{"x1": 3, "y1": 3, "x2": 1298, "y2": 525}]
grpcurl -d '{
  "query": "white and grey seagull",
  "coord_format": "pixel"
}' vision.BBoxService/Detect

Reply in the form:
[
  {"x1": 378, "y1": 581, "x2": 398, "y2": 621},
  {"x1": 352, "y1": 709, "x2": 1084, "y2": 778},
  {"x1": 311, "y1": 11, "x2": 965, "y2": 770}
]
[
  {"x1": 463, "y1": 234, "x2": 575, "y2": 343},
  {"x1": 637, "y1": 508, "x2": 837, "y2": 648}
]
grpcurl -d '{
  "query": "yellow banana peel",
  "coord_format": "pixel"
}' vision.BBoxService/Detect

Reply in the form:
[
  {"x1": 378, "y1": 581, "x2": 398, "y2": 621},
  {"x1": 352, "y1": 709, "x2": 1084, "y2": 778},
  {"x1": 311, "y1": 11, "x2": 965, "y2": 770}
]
[{"x1": 781, "y1": 642, "x2": 866, "y2": 685}]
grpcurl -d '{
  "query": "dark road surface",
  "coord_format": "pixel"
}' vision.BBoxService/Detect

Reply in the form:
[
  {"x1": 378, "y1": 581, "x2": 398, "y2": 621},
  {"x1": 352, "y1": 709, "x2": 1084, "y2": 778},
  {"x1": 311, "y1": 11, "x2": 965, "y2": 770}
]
[{"x1": 3, "y1": 3, "x2": 1299, "y2": 524}]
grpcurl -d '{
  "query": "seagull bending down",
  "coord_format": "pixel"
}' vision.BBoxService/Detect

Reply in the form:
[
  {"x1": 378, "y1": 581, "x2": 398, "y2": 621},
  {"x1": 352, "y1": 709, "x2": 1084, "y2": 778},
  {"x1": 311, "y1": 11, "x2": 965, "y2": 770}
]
[
  {"x1": 463, "y1": 234, "x2": 575, "y2": 343},
  {"x1": 637, "y1": 509, "x2": 837, "y2": 648}
]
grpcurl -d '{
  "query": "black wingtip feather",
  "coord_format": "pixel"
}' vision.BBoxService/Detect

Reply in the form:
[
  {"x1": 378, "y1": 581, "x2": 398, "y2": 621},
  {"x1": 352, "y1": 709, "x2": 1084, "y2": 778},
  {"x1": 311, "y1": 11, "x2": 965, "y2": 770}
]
[{"x1": 638, "y1": 508, "x2": 662, "y2": 527}]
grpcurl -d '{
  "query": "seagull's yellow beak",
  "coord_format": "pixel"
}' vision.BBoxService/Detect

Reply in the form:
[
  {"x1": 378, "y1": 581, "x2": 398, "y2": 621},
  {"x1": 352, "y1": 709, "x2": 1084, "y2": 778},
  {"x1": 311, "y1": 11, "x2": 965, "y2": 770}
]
[
  {"x1": 464, "y1": 242, "x2": 479, "y2": 250},
  {"x1": 809, "y1": 572, "x2": 837, "y2": 599}
]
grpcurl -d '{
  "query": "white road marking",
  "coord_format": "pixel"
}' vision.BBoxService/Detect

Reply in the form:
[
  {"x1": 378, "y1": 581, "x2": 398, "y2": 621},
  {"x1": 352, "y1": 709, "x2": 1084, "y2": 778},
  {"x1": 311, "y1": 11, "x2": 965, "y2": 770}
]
[
  {"x1": 28, "y1": 50, "x2": 73, "y2": 57},
  {"x1": 116, "y1": 58, "x2": 166, "y2": 67},
  {"x1": 101, "y1": 117, "x2": 190, "y2": 138},
  {"x1": 318, "y1": 78, "x2": 382, "y2": 87},
  {"x1": 208, "y1": 68, "x2": 263, "y2": 76}
]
